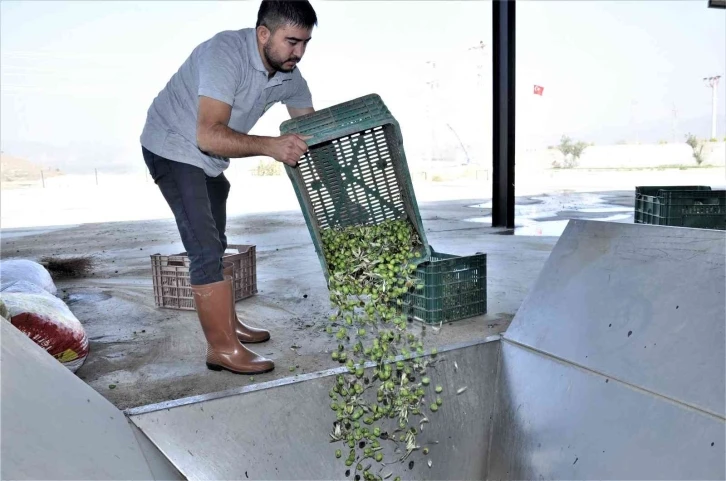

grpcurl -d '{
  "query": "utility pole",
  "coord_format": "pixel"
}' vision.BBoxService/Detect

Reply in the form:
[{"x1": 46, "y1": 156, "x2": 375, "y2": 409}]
[
  {"x1": 468, "y1": 40, "x2": 486, "y2": 87},
  {"x1": 671, "y1": 103, "x2": 678, "y2": 144},
  {"x1": 425, "y1": 60, "x2": 438, "y2": 164},
  {"x1": 468, "y1": 40, "x2": 487, "y2": 160},
  {"x1": 703, "y1": 76, "x2": 721, "y2": 139}
]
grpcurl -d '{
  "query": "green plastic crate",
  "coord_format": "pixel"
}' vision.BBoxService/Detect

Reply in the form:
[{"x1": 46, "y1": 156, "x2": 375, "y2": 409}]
[
  {"x1": 399, "y1": 250, "x2": 487, "y2": 325},
  {"x1": 280, "y1": 94, "x2": 431, "y2": 279},
  {"x1": 634, "y1": 186, "x2": 711, "y2": 224},
  {"x1": 635, "y1": 185, "x2": 711, "y2": 197},
  {"x1": 635, "y1": 188, "x2": 725, "y2": 230}
]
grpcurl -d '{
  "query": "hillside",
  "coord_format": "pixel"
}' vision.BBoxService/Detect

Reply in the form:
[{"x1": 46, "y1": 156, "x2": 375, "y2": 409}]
[{"x1": 0, "y1": 153, "x2": 63, "y2": 184}]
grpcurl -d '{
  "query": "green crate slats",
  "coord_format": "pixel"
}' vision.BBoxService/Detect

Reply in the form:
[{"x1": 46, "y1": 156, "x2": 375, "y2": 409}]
[
  {"x1": 634, "y1": 185, "x2": 711, "y2": 224},
  {"x1": 635, "y1": 188, "x2": 725, "y2": 230},
  {"x1": 400, "y1": 251, "x2": 487, "y2": 325},
  {"x1": 280, "y1": 94, "x2": 393, "y2": 146},
  {"x1": 280, "y1": 94, "x2": 431, "y2": 279}
]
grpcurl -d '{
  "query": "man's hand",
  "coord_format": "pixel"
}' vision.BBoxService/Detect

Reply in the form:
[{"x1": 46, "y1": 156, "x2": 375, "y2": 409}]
[{"x1": 264, "y1": 134, "x2": 311, "y2": 167}]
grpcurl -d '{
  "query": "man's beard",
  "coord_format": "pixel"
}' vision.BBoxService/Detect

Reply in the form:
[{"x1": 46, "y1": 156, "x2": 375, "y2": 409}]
[{"x1": 264, "y1": 43, "x2": 299, "y2": 73}]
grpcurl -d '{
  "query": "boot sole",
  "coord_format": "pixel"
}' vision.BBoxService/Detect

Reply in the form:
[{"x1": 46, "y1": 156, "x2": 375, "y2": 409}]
[
  {"x1": 206, "y1": 362, "x2": 275, "y2": 375},
  {"x1": 238, "y1": 337, "x2": 270, "y2": 344}
]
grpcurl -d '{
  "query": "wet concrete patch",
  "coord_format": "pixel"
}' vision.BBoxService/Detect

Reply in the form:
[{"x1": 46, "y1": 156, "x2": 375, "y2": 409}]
[
  {"x1": 66, "y1": 291, "x2": 112, "y2": 305},
  {"x1": 465, "y1": 192, "x2": 634, "y2": 236}
]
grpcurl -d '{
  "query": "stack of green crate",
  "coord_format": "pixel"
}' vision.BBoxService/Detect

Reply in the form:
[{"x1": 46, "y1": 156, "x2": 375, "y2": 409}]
[
  {"x1": 280, "y1": 94, "x2": 487, "y2": 323},
  {"x1": 634, "y1": 186, "x2": 725, "y2": 230}
]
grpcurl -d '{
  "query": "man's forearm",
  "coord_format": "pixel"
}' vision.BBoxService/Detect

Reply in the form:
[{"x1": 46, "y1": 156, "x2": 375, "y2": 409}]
[{"x1": 197, "y1": 123, "x2": 271, "y2": 159}]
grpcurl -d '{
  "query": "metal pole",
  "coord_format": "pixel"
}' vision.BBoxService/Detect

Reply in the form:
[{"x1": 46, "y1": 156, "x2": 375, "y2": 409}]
[
  {"x1": 95, "y1": 168, "x2": 98, "y2": 186},
  {"x1": 671, "y1": 103, "x2": 678, "y2": 144},
  {"x1": 704, "y1": 76, "x2": 721, "y2": 139},
  {"x1": 492, "y1": 0, "x2": 516, "y2": 228},
  {"x1": 712, "y1": 86, "x2": 718, "y2": 139},
  {"x1": 41, "y1": 170, "x2": 45, "y2": 188}
]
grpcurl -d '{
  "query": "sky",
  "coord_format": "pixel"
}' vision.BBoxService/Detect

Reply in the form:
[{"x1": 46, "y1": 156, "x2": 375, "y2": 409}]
[{"x1": 1, "y1": 0, "x2": 724, "y2": 174}]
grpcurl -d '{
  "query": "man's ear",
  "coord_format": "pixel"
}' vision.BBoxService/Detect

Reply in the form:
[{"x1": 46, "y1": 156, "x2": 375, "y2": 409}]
[{"x1": 257, "y1": 25, "x2": 271, "y2": 45}]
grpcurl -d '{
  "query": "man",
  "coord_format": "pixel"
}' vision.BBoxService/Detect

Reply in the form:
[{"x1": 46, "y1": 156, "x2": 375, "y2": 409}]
[{"x1": 140, "y1": 0, "x2": 317, "y2": 375}]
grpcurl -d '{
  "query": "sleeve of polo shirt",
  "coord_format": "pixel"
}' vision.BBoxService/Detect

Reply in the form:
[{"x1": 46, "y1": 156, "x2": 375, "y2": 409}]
[
  {"x1": 282, "y1": 72, "x2": 314, "y2": 108},
  {"x1": 197, "y1": 34, "x2": 242, "y2": 106}
]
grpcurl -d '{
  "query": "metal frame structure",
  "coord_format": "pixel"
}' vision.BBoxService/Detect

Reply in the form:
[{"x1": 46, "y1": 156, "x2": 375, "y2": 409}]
[{"x1": 492, "y1": 0, "x2": 516, "y2": 228}]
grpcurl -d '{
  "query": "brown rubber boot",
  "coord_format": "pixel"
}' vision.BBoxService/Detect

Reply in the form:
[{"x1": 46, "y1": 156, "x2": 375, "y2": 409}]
[
  {"x1": 223, "y1": 263, "x2": 270, "y2": 344},
  {"x1": 191, "y1": 276, "x2": 274, "y2": 374}
]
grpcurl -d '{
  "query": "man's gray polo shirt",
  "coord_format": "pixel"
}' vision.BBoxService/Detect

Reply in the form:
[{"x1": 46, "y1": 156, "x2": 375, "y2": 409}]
[{"x1": 140, "y1": 28, "x2": 313, "y2": 177}]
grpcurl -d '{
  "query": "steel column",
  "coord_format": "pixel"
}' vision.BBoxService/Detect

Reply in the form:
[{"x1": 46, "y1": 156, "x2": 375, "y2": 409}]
[{"x1": 492, "y1": 0, "x2": 516, "y2": 228}]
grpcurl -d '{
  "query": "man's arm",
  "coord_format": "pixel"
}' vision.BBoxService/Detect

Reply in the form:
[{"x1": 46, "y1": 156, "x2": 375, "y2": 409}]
[
  {"x1": 196, "y1": 96, "x2": 309, "y2": 166},
  {"x1": 287, "y1": 106, "x2": 315, "y2": 118}
]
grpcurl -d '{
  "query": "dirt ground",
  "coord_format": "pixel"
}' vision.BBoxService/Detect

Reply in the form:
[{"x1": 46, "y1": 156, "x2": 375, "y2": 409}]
[{"x1": 0, "y1": 191, "x2": 635, "y2": 410}]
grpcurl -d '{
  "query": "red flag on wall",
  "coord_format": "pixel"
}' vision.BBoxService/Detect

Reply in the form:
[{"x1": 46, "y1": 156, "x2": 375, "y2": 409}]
[{"x1": 533, "y1": 85, "x2": 544, "y2": 96}]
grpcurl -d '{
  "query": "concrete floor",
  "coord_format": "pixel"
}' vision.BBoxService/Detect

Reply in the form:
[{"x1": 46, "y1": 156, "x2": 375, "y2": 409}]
[{"x1": 0, "y1": 190, "x2": 635, "y2": 409}]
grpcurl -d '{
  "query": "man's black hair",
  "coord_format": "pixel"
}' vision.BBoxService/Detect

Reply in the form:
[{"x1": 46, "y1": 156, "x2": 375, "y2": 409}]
[{"x1": 256, "y1": 0, "x2": 318, "y2": 33}]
